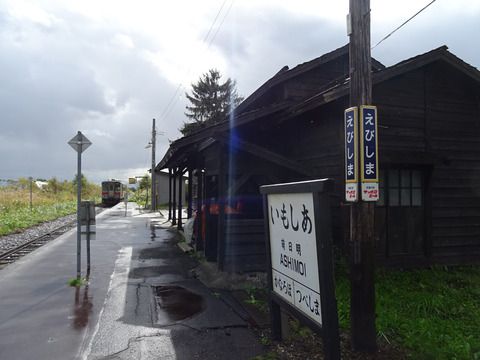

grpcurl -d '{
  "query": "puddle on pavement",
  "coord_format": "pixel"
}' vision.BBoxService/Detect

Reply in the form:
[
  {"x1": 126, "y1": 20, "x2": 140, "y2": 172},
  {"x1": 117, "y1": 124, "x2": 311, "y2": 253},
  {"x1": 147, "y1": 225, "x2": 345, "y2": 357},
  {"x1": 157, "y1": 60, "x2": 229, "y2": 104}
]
[
  {"x1": 154, "y1": 285, "x2": 205, "y2": 323},
  {"x1": 150, "y1": 227, "x2": 157, "y2": 241},
  {"x1": 130, "y1": 266, "x2": 179, "y2": 278},
  {"x1": 134, "y1": 258, "x2": 168, "y2": 266},
  {"x1": 108, "y1": 212, "x2": 125, "y2": 217},
  {"x1": 149, "y1": 225, "x2": 172, "y2": 242},
  {"x1": 149, "y1": 274, "x2": 185, "y2": 283},
  {"x1": 71, "y1": 286, "x2": 93, "y2": 330},
  {"x1": 138, "y1": 247, "x2": 173, "y2": 259}
]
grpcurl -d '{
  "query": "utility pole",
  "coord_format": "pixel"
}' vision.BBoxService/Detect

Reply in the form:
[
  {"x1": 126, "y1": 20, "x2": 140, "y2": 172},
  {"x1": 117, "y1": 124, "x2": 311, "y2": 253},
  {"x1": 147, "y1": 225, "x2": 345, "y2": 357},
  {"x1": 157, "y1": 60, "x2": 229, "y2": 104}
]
[
  {"x1": 151, "y1": 118, "x2": 156, "y2": 211},
  {"x1": 349, "y1": 0, "x2": 377, "y2": 352}
]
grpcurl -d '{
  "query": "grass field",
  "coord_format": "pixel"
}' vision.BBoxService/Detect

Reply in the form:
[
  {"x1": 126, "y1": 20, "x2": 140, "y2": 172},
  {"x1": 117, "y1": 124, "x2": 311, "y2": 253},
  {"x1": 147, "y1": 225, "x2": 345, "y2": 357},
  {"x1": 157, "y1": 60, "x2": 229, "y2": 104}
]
[
  {"x1": 0, "y1": 178, "x2": 100, "y2": 236},
  {"x1": 336, "y1": 264, "x2": 480, "y2": 359},
  {"x1": 242, "y1": 260, "x2": 480, "y2": 360},
  {"x1": 0, "y1": 199, "x2": 76, "y2": 236}
]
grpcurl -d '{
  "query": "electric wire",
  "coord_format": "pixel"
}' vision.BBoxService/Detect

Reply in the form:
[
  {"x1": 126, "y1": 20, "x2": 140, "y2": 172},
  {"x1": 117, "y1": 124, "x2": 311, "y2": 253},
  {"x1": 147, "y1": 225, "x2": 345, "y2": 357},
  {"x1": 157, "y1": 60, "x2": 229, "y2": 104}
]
[
  {"x1": 159, "y1": 0, "x2": 232, "y2": 123},
  {"x1": 372, "y1": 0, "x2": 437, "y2": 50},
  {"x1": 203, "y1": 0, "x2": 229, "y2": 44},
  {"x1": 209, "y1": 0, "x2": 235, "y2": 48},
  {"x1": 161, "y1": 0, "x2": 234, "y2": 123}
]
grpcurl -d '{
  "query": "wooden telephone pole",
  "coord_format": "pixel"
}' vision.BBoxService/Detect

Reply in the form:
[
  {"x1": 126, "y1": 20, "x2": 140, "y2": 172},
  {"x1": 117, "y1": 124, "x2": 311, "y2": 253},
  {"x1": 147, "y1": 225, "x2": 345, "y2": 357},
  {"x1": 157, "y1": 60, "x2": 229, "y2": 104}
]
[
  {"x1": 349, "y1": 0, "x2": 377, "y2": 352},
  {"x1": 151, "y1": 118, "x2": 156, "y2": 211}
]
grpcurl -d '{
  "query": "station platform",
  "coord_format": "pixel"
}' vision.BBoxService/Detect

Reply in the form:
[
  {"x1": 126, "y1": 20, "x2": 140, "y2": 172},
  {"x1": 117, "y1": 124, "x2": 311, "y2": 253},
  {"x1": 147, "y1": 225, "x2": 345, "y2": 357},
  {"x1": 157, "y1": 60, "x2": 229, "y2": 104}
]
[{"x1": 0, "y1": 203, "x2": 265, "y2": 360}]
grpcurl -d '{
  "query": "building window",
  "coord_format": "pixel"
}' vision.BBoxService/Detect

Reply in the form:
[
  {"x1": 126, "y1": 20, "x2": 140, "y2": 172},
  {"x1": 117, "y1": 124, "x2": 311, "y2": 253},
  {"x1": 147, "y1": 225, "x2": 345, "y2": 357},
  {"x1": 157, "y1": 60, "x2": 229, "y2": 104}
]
[{"x1": 378, "y1": 169, "x2": 423, "y2": 207}]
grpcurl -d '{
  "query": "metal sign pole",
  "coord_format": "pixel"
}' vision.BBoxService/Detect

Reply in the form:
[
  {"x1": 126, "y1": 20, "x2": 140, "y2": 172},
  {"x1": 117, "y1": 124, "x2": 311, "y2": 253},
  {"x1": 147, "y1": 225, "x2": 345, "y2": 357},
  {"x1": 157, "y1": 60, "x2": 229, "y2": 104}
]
[
  {"x1": 86, "y1": 201, "x2": 91, "y2": 278},
  {"x1": 124, "y1": 192, "x2": 128, "y2": 217},
  {"x1": 68, "y1": 130, "x2": 91, "y2": 282},
  {"x1": 76, "y1": 139, "x2": 82, "y2": 280}
]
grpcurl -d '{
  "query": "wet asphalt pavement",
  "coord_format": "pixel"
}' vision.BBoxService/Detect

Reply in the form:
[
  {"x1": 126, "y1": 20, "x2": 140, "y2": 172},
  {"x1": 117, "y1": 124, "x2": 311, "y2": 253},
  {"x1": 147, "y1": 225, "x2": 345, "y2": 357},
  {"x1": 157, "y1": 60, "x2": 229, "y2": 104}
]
[{"x1": 0, "y1": 203, "x2": 265, "y2": 360}]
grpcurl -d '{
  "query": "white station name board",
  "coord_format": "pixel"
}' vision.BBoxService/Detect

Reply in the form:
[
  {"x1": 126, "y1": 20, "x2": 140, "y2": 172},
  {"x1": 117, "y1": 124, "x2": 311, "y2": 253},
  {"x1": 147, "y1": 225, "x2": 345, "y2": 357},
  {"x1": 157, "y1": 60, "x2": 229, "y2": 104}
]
[{"x1": 267, "y1": 192, "x2": 322, "y2": 325}]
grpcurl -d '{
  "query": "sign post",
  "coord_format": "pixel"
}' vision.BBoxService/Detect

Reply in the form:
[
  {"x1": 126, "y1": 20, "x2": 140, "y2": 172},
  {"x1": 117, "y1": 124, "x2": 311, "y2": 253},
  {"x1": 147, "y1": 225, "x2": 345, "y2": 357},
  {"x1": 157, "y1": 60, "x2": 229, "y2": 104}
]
[
  {"x1": 260, "y1": 179, "x2": 340, "y2": 360},
  {"x1": 80, "y1": 201, "x2": 96, "y2": 277},
  {"x1": 68, "y1": 131, "x2": 92, "y2": 280},
  {"x1": 124, "y1": 190, "x2": 128, "y2": 217},
  {"x1": 348, "y1": 0, "x2": 377, "y2": 351}
]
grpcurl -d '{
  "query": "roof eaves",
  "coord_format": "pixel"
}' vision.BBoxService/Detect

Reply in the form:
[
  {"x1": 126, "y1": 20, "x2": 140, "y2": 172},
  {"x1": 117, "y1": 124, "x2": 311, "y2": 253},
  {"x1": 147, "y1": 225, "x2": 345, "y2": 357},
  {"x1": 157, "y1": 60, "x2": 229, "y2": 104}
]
[
  {"x1": 157, "y1": 101, "x2": 292, "y2": 169},
  {"x1": 235, "y1": 44, "x2": 351, "y2": 114},
  {"x1": 291, "y1": 45, "x2": 480, "y2": 116},
  {"x1": 440, "y1": 50, "x2": 480, "y2": 83},
  {"x1": 373, "y1": 45, "x2": 480, "y2": 85},
  {"x1": 173, "y1": 100, "x2": 292, "y2": 148},
  {"x1": 236, "y1": 44, "x2": 386, "y2": 115}
]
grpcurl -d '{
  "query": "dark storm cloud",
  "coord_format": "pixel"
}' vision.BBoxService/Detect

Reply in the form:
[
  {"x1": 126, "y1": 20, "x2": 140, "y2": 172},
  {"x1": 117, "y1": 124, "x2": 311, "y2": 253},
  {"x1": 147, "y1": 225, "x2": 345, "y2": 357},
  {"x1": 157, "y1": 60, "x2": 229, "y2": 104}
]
[
  {"x1": 212, "y1": 6, "x2": 345, "y2": 95},
  {"x1": 0, "y1": 54, "x2": 113, "y2": 134},
  {"x1": 1, "y1": 1, "x2": 477, "y2": 183},
  {"x1": 0, "y1": 7, "x2": 177, "y2": 182}
]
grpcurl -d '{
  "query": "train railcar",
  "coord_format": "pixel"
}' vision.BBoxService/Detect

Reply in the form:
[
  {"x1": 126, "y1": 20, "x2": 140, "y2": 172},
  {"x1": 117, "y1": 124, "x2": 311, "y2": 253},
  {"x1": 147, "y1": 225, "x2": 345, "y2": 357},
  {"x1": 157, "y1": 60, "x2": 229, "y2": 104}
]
[{"x1": 101, "y1": 180, "x2": 125, "y2": 206}]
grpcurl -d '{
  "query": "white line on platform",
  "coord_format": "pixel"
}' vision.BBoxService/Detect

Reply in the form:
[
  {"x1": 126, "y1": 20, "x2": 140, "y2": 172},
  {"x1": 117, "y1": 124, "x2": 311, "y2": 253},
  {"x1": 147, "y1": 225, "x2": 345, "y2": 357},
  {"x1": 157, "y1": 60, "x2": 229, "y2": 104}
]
[{"x1": 78, "y1": 246, "x2": 133, "y2": 360}]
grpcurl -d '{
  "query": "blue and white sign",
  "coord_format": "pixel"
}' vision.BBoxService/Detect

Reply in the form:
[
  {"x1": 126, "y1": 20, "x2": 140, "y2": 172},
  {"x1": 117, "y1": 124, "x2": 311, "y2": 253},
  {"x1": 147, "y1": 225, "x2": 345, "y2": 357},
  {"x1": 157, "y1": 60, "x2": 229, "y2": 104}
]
[
  {"x1": 360, "y1": 106, "x2": 379, "y2": 201},
  {"x1": 344, "y1": 107, "x2": 358, "y2": 202}
]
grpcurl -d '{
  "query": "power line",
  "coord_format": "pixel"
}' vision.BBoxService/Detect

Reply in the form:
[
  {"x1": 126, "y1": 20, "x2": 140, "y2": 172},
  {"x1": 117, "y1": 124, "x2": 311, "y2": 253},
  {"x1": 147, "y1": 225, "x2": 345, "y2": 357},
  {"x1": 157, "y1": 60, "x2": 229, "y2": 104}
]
[
  {"x1": 161, "y1": 0, "x2": 234, "y2": 123},
  {"x1": 159, "y1": 0, "x2": 233, "y2": 123},
  {"x1": 203, "y1": 0, "x2": 229, "y2": 44},
  {"x1": 372, "y1": 0, "x2": 437, "y2": 50},
  {"x1": 159, "y1": 84, "x2": 183, "y2": 122},
  {"x1": 209, "y1": 0, "x2": 235, "y2": 48}
]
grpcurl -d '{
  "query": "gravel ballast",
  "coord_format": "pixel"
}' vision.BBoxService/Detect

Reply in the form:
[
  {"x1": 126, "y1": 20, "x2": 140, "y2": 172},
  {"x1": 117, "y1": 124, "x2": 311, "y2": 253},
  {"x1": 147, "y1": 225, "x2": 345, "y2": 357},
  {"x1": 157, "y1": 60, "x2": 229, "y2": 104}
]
[{"x1": 0, "y1": 214, "x2": 76, "y2": 253}]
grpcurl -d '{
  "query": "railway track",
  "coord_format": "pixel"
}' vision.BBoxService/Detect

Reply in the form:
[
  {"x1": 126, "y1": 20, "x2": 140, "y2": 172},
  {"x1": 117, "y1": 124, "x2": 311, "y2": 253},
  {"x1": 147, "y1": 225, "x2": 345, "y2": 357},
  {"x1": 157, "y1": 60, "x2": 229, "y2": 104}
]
[
  {"x1": 0, "y1": 207, "x2": 106, "y2": 268},
  {"x1": 0, "y1": 222, "x2": 75, "y2": 267}
]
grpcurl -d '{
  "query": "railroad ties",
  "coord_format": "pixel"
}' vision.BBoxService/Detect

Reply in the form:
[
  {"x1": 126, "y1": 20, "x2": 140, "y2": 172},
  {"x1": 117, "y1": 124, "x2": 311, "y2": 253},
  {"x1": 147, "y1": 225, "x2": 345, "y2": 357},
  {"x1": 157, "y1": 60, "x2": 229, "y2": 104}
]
[
  {"x1": 0, "y1": 223, "x2": 74, "y2": 268},
  {"x1": 0, "y1": 207, "x2": 105, "y2": 268}
]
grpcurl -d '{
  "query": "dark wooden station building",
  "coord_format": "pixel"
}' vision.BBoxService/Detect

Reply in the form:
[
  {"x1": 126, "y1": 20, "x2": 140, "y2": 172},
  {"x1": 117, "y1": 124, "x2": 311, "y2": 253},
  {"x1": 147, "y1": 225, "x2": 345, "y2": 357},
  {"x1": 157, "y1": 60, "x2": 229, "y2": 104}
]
[{"x1": 156, "y1": 44, "x2": 480, "y2": 273}]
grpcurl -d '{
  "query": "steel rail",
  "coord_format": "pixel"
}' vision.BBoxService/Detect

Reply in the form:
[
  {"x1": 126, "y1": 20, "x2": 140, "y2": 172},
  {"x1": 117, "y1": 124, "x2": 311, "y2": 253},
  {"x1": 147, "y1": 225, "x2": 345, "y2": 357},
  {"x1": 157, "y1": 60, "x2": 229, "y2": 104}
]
[
  {"x1": 0, "y1": 207, "x2": 105, "y2": 267},
  {"x1": 0, "y1": 222, "x2": 75, "y2": 265}
]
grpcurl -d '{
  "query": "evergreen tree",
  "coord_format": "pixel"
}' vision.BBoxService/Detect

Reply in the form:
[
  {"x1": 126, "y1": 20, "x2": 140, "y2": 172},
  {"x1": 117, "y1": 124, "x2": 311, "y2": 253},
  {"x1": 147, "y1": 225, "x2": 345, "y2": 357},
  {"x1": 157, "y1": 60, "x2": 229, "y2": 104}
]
[{"x1": 181, "y1": 69, "x2": 243, "y2": 136}]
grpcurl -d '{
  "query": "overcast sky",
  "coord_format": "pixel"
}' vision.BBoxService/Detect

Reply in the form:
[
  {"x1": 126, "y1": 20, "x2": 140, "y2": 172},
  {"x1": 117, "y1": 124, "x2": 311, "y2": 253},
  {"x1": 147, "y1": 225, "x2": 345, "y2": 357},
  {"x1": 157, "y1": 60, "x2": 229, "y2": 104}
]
[{"x1": 1, "y1": 0, "x2": 479, "y2": 184}]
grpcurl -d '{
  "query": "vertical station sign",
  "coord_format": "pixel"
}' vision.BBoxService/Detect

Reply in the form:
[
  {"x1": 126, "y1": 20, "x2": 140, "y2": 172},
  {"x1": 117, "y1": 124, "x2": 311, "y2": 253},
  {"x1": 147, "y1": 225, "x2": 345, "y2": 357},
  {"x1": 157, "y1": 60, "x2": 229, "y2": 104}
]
[
  {"x1": 260, "y1": 179, "x2": 340, "y2": 360},
  {"x1": 360, "y1": 106, "x2": 379, "y2": 201},
  {"x1": 344, "y1": 107, "x2": 358, "y2": 202}
]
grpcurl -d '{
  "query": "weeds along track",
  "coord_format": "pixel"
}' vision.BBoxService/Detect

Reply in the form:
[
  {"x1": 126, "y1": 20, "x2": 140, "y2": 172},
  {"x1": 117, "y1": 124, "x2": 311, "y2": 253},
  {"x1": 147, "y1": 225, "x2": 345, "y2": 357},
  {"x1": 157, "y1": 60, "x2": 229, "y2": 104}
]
[{"x1": 0, "y1": 207, "x2": 105, "y2": 268}]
